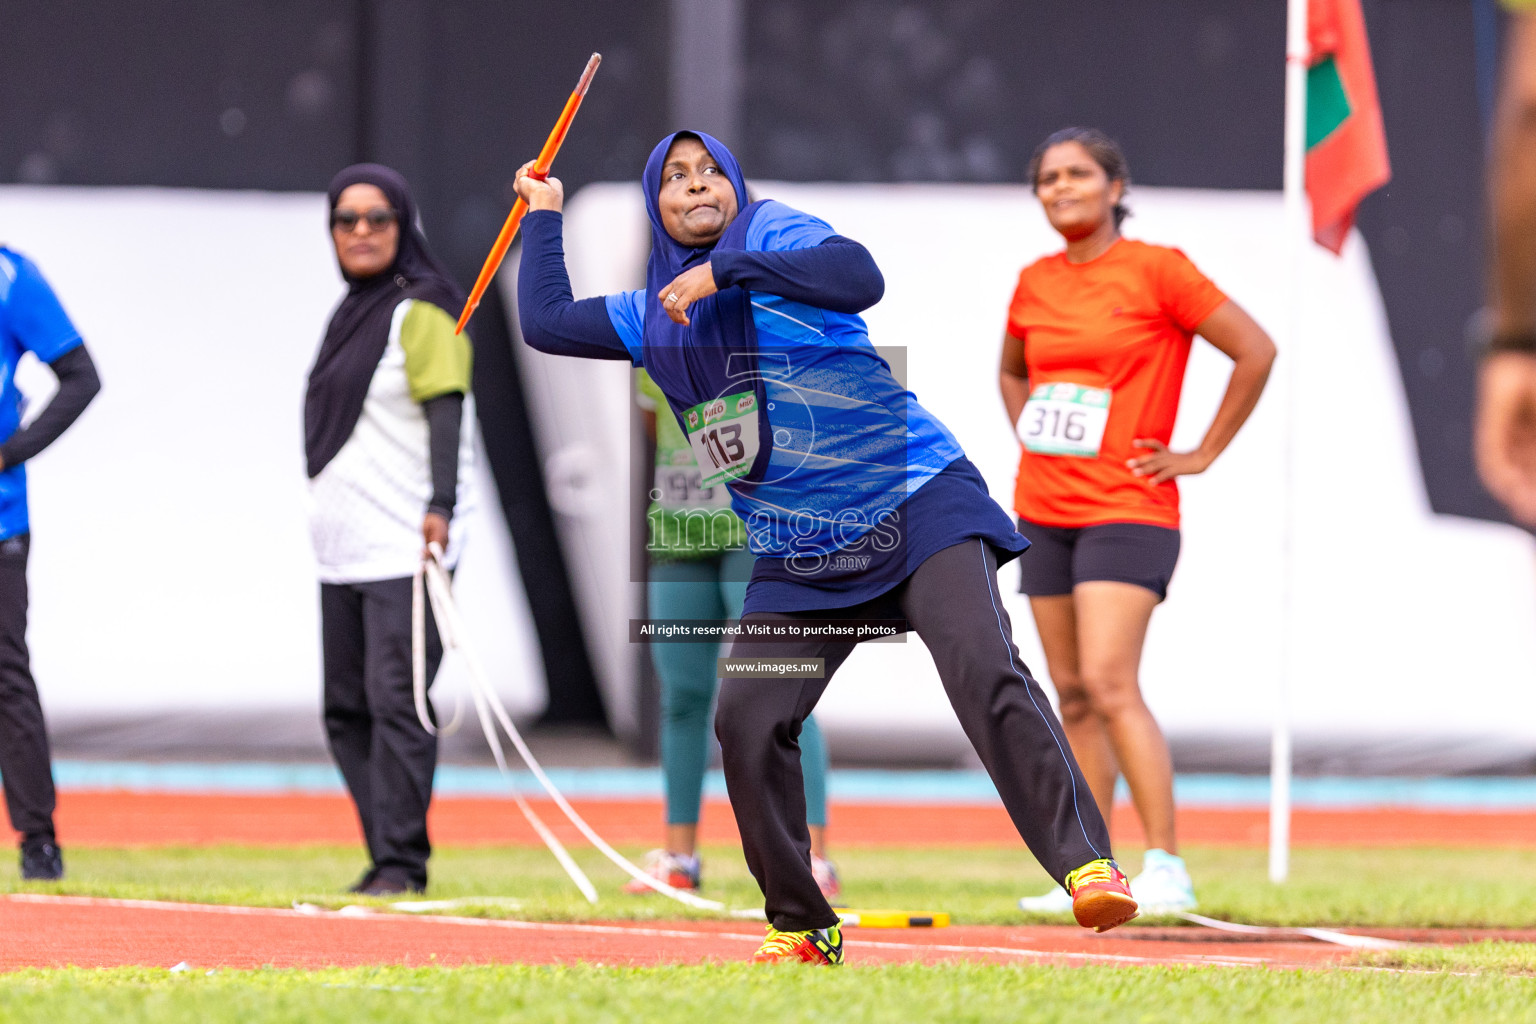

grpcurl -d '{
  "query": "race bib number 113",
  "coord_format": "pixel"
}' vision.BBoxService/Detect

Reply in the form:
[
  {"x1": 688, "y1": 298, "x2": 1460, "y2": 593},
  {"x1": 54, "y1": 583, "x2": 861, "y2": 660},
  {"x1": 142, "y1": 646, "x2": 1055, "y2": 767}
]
[
  {"x1": 684, "y1": 390, "x2": 760, "y2": 488},
  {"x1": 1019, "y1": 383, "x2": 1112, "y2": 458}
]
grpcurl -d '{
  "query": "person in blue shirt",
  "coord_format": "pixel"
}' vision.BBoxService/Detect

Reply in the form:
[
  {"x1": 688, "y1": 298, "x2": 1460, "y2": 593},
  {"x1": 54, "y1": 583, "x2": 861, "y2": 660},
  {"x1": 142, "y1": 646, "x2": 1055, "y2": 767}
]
[
  {"x1": 0, "y1": 247, "x2": 102, "y2": 880},
  {"x1": 513, "y1": 131, "x2": 1137, "y2": 963}
]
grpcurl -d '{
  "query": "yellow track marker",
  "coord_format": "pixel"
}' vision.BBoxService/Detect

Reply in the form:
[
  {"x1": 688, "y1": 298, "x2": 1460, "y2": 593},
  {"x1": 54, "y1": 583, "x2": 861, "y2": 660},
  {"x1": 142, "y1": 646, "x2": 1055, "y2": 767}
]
[{"x1": 836, "y1": 909, "x2": 950, "y2": 929}]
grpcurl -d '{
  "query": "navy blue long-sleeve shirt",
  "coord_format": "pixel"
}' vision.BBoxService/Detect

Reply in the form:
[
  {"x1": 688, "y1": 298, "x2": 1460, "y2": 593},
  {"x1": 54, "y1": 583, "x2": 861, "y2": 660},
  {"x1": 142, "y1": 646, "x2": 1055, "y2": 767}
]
[{"x1": 516, "y1": 209, "x2": 883, "y2": 360}]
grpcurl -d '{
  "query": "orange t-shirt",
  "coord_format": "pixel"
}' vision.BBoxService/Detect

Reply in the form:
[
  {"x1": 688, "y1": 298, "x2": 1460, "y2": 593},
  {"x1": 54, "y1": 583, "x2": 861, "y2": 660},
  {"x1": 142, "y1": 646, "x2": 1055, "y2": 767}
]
[{"x1": 1007, "y1": 239, "x2": 1226, "y2": 529}]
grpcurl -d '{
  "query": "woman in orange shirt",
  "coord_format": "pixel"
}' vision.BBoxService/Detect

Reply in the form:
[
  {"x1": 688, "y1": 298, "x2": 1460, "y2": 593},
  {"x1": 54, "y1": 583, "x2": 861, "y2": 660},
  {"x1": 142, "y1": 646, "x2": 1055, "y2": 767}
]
[{"x1": 1004, "y1": 128, "x2": 1275, "y2": 914}]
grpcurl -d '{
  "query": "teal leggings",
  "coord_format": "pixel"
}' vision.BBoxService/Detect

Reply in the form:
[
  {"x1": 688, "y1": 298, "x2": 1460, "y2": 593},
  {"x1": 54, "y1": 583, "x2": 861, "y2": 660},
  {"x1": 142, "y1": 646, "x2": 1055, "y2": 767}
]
[{"x1": 648, "y1": 549, "x2": 828, "y2": 827}]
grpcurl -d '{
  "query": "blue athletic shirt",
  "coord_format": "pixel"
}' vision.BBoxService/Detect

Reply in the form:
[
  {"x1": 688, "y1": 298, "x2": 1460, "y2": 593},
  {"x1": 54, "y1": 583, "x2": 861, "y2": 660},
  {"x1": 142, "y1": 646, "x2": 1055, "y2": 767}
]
[
  {"x1": 0, "y1": 249, "x2": 84, "y2": 539},
  {"x1": 607, "y1": 199, "x2": 970, "y2": 545}
]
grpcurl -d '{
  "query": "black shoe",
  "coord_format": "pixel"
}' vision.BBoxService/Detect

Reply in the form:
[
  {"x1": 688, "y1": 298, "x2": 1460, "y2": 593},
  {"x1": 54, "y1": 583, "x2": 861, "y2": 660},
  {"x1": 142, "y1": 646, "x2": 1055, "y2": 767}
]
[
  {"x1": 357, "y1": 869, "x2": 424, "y2": 897},
  {"x1": 20, "y1": 836, "x2": 63, "y2": 881},
  {"x1": 346, "y1": 866, "x2": 381, "y2": 894}
]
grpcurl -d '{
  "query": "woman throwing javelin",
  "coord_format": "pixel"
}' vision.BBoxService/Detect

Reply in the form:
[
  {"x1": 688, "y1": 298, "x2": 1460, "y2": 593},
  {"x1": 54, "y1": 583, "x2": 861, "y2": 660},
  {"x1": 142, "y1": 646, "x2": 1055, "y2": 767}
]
[
  {"x1": 1006, "y1": 128, "x2": 1275, "y2": 915},
  {"x1": 514, "y1": 130, "x2": 1137, "y2": 965}
]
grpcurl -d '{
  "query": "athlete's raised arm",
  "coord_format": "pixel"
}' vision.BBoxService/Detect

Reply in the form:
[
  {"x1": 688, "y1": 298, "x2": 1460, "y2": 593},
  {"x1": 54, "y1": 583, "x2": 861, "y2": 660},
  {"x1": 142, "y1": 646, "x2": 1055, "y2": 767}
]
[{"x1": 514, "y1": 162, "x2": 639, "y2": 362}]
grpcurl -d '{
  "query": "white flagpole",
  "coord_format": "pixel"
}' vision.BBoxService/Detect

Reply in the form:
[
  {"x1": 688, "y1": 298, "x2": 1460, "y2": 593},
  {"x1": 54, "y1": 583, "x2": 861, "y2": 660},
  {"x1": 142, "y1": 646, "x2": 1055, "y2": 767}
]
[{"x1": 1273, "y1": 0, "x2": 1310, "y2": 885}]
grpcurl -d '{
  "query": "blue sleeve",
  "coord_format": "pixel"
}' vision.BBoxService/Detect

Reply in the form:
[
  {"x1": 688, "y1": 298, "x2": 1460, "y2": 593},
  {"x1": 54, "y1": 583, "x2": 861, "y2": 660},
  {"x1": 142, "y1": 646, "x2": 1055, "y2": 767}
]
[
  {"x1": 516, "y1": 211, "x2": 638, "y2": 363},
  {"x1": 711, "y1": 202, "x2": 885, "y2": 314},
  {"x1": 743, "y1": 201, "x2": 838, "y2": 253},
  {"x1": 0, "y1": 251, "x2": 83, "y2": 362},
  {"x1": 603, "y1": 290, "x2": 646, "y2": 364}
]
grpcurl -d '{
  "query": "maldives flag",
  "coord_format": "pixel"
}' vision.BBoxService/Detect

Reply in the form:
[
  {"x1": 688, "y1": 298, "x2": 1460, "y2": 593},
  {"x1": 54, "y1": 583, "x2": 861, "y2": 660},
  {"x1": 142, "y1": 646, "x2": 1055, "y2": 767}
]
[{"x1": 1305, "y1": 0, "x2": 1391, "y2": 254}]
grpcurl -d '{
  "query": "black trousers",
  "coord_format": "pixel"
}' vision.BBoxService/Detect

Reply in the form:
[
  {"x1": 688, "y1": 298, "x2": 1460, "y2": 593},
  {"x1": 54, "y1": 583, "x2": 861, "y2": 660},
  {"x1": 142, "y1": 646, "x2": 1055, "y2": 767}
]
[
  {"x1": 0, "y1": 534, "x2": 56, "y2": 841},
  {"x1": 321, "y1": 576, "x2": 444, "y2": 889},
  {"x1": 716, "y1": 539, "x2": 1114, "y2": 931}
]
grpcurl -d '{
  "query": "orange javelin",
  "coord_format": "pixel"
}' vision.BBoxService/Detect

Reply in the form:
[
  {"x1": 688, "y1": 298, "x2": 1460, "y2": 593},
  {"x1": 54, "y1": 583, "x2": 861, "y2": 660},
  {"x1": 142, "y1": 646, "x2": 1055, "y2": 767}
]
[{"x1": 455, "y1": 52, "x2": 602, "y2": 335}]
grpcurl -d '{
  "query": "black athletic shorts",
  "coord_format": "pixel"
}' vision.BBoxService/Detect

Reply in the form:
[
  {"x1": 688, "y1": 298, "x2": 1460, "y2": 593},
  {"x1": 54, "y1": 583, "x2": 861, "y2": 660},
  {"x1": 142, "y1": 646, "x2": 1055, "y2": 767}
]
[{"x1": 1015, "y1": 517, "x2": 1182, "y2": 601}]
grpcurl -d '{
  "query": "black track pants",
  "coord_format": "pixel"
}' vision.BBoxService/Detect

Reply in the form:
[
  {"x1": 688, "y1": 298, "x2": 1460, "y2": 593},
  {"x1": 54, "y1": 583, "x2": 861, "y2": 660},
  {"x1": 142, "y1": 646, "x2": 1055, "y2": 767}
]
[
  {"x1": 321, "y1": 576, "x2": 443, "y2": 889},
  {"x1": 0, "y1": 535, "x2": 56, "y2": 841},
  {"x1": 716, "y1": 539, "x2": 1113, "y2": 931}
]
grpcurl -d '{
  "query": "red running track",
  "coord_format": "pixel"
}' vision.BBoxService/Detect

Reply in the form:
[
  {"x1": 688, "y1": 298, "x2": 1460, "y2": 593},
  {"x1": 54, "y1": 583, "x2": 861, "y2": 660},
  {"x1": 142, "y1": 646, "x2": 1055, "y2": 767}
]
[
  {"x1": 5, "y1": 793, "x2": 1533, "y2": 973},
  {"x1": 0, "y1": 894, "x2": 1436, "y2": 971},
  {"x1": 48, "y1": 790, "x2": 1536, "y2": 848}
]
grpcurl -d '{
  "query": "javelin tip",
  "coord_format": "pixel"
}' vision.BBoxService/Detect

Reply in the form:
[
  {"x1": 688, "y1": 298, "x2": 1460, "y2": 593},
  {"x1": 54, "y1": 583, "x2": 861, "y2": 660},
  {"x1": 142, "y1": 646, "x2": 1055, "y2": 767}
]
[{"x1": 576, "y1": 53, "x2": 602, "y2": 94}]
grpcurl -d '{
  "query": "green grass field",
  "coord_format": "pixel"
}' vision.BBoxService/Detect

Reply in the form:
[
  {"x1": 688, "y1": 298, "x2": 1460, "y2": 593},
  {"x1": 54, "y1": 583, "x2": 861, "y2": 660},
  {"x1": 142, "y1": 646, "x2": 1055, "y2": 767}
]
[
  {"x1": 3, "y1": 961, "x2": 1535, "y2": 1024},
  {"x1": 4, "y1": 842, "x2": 1536, "y2": 1022}
]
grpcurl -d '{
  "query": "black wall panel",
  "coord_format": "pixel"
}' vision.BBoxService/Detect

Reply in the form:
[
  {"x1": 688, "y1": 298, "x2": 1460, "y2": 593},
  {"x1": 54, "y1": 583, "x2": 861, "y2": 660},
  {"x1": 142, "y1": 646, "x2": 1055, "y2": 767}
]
[
  {"x1": 1, "y1": 0, "x2": 359, "y2": 189},
  {"x1": 740, "y1": 0, "x2": 1285, "y2": 188}
]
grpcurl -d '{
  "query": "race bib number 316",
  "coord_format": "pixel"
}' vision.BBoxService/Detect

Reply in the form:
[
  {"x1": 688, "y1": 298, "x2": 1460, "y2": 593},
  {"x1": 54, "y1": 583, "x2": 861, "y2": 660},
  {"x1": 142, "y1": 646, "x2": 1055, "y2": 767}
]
[
  {"x1": 1019, "y1": 383, "x2": 1112, "y2": 458},
  {"x1": 684, "y1": 390, "x2": 760, "y2": 488}
]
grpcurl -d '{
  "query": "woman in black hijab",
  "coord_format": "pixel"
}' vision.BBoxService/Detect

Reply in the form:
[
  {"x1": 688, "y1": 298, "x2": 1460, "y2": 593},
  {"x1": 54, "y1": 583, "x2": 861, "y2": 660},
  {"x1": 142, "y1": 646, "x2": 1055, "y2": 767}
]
[{"x1": 306, "y1": 164, "x2": 474, "y2": 896}]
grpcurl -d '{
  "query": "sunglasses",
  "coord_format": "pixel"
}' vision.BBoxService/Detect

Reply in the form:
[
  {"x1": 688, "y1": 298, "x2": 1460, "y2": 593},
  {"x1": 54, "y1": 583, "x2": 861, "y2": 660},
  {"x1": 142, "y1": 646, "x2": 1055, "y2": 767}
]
[{"x1": 330, "y1": 207, "x2": 398, "y2": 232}]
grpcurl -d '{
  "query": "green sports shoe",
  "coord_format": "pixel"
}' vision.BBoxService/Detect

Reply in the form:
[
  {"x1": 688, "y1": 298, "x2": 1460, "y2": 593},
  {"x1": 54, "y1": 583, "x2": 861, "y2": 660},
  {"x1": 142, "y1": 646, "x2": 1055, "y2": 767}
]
[{"x1": 751, "y1": 924, "x2": 844, "y2": 965}]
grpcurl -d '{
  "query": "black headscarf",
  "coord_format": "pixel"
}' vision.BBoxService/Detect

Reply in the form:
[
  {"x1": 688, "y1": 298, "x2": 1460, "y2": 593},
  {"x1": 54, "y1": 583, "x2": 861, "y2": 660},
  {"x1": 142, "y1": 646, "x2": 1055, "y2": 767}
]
[{"x1": 304, "y1": 163, "x2": 467, "y2": 478}]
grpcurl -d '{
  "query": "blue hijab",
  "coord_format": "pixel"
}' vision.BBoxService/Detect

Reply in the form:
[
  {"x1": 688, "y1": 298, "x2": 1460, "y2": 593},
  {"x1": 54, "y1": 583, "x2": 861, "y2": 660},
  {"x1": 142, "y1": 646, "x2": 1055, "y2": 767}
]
[{"x1": 638, "y1": 131, "x2": 766, "y2": 412}]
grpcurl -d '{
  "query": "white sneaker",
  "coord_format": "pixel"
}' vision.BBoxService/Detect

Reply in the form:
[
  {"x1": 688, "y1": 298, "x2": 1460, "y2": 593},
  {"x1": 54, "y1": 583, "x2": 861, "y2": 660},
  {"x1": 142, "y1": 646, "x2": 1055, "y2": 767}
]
[
  {"x1": 1016, "y1": 883, "x2": 1074, "y2": 914},
  {"x1": 1130, "y1": 849, "x2": 1197, "y2": 913}
]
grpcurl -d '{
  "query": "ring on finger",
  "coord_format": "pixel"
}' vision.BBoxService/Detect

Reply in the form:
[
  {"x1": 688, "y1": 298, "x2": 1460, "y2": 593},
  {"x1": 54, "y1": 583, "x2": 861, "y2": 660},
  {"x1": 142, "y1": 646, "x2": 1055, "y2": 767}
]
[{"x1": 667, "y1": 292, "x2": 681, "y2": 305}]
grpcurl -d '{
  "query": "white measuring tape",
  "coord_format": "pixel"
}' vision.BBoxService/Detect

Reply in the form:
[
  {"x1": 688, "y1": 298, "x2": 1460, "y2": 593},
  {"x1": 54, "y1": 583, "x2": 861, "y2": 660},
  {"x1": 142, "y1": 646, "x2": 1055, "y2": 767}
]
[
  {"x1": 411, "y1": 545, "x2": 724, "y2": 911},
  {"x1": 1176, "y1": 911, "x2": 1410, "y2": 949}
]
